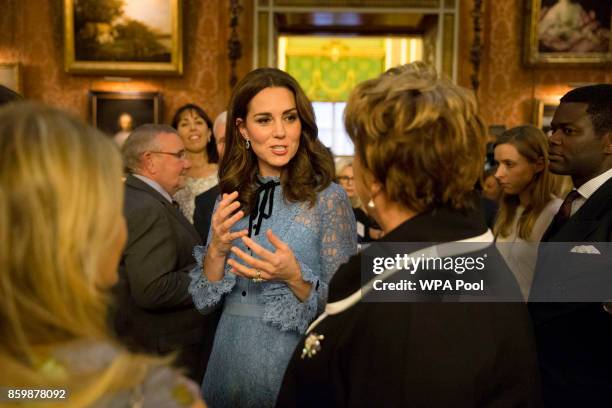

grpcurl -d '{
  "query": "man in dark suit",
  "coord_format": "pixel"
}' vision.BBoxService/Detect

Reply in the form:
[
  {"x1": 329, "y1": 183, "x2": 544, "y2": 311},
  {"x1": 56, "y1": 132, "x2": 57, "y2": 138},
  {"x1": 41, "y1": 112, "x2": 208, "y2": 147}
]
[
  {"x1": 529, "y1": 84, "x2": 612, "y2": 407},
  {"x1": 113, "y1": 124, "x2": 206, "y2": 382},
  {"x1": 194, "y1": 111, "x2": 225, "y2": 243}
]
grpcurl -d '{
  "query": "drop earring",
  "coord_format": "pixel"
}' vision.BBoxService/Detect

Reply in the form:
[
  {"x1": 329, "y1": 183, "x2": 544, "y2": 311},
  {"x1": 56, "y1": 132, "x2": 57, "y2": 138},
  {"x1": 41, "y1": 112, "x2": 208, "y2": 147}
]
[
  {"x1": 245, "y1": 138, "x2": 250, "y2": 150},
  {"x1": 367, "y1": 199, "x2": 375, "y2": 209}
]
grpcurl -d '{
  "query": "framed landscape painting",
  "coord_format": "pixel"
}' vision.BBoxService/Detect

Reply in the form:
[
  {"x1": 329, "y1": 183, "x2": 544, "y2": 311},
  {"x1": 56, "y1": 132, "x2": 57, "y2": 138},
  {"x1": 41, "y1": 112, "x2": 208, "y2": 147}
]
[
  {"x1": 65, "y1": 0, "x2": 182, "y2": 75},
  {"x1": 89, "y1": 91, "x2": 162, "y2": 136},
  {"x1": 524, "y1": 0, "x2": 612, "y2": 65}
]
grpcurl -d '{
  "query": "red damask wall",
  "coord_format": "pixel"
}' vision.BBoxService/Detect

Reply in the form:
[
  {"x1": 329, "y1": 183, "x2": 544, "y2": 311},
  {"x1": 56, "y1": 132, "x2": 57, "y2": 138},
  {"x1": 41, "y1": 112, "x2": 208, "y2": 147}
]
[
  {"x1": 462, "y1": 0, "x2": 611, "y2": 128},
  {"x1": 0, "y1": 0, "x2": 253, "y2": 123},
  {"x1": 1, "y1": 0, "x2": 608, "y2": 129}
]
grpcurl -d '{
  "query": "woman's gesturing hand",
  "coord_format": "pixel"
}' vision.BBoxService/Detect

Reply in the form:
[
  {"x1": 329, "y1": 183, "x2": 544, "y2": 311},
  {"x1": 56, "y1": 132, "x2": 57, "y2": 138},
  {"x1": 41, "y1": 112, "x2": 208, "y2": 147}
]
[
  {"x1": 228, "y1": 229, "x2": 313, "y2": 301},
  {"x1": 208, "y1": 191, "x2": 248, "y2": 258}
]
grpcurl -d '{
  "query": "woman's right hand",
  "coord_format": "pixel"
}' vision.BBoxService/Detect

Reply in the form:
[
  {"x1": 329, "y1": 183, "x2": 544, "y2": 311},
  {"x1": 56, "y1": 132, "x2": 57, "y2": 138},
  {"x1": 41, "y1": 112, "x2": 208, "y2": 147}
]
[{"x1": 208, "y1": 191, "x2": 248, "y2": 258}]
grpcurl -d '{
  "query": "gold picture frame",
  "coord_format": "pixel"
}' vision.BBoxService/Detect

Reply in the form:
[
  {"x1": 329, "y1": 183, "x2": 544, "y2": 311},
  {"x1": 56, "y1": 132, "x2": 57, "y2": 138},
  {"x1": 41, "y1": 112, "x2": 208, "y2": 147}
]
[
  {"x1": 524, "y1": 0, "x2": 612, "y2": 66},
  {"x1": 89, "y1": 91, "x2": 162, "y2": 136},
  {"x1": 64, "y1": 0, "x2": 183, "y2": 75},
  {"x1": 0, "y1": 62, "x2": 22, "y2": 94},
  {"x1": 533, "y1": 97, "x2": 561, "y2": 133}
]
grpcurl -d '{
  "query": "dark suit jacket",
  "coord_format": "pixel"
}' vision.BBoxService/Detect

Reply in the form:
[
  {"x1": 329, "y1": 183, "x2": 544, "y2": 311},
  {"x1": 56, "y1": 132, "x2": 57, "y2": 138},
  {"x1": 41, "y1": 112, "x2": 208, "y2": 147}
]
[
  {"x1": 278, "y1": 203, "x2": 542, "y2": 407},
  {"x1": 113, "y1": 174, "x2": 206, "y2": 382},
  {"x1": 193, "y1": 184, "x2": 220, "y2": 244},
  {"x1": 529, "y1": 177, "x2": 612, "y2": 407}
]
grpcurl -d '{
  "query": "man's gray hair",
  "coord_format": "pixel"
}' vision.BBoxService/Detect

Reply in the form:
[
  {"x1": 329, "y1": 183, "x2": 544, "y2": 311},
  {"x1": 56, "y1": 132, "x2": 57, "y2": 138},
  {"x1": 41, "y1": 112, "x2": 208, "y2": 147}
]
[
  {"x1": 213, "y1": 111, "x2": 227, "y2": 137},
  {"x1": 122, "y1": 124, "x2": 177, "y2": 174}
]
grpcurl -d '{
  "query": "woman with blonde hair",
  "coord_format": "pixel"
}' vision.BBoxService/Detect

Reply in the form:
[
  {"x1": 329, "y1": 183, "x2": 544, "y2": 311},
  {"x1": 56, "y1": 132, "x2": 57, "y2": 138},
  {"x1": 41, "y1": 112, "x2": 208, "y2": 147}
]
[
  {"x1": 493, "y1": 125, "x2": 563, "y2": 299},
  {"x1": 0, "y1": 103, "x2": 204, "y2": 407},
  {"x1": 277, "y1": 62, "x2": 540, "y2": 407}
]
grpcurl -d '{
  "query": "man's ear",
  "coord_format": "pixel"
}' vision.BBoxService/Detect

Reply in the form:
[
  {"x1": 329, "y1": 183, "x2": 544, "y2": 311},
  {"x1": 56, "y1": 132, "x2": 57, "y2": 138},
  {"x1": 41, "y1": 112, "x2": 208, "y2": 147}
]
[
  {"x1": 236, "y1": 118, "x2": 248, "y2": 140},
  {"x1": 140, "y1": 152, "x2": 156, "y2": 175},
  {"x1": 603, "y1": 132, "x2": 612, "y2": 155}
]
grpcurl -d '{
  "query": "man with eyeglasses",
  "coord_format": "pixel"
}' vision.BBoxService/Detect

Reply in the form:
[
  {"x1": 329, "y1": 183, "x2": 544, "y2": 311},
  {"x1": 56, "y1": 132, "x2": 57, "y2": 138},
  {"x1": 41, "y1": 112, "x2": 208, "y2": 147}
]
[{"x1": 112, "y1": 124, "x2": 207, "y2": 383}]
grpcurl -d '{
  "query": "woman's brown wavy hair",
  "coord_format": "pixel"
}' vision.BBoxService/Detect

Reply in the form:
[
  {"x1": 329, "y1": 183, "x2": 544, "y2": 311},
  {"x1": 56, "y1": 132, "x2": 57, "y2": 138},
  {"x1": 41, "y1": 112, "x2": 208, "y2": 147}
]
[
  {"x1": 344, "y1": 62, "x2": 487, "y2": 213},
  {"x1": 219, "y1": 68, "x2": 334, "y2": 214}
]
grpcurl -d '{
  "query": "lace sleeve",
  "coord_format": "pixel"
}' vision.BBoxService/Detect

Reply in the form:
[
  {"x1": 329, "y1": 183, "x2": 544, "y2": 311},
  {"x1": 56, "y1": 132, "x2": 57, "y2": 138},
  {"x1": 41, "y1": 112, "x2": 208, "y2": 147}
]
[
  {"x1": 316, "y1": 184, "x2": 358, "y2": 309},
  {"x1": 261, "y1": 184, "x2": 357, "y2": 333},
  {"x1": 188, "y1": 197, "x2": 236, "y2": 314},
  {"x1": 261, "y1": 260, "x2": 319, "y2": 334},
  {"x1": 188, "y1": 246, "x2": 235, "y2": 314}
]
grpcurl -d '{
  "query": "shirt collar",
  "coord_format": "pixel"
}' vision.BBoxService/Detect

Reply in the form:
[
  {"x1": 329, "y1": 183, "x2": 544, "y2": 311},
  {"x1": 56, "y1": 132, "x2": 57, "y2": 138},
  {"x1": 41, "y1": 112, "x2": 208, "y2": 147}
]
[
  {"x1": 133, "y1": 174, "x2": 173, "y2": 203},
  {"x1": 577, "y1": 168, "x2": 612, "y2": 200}
]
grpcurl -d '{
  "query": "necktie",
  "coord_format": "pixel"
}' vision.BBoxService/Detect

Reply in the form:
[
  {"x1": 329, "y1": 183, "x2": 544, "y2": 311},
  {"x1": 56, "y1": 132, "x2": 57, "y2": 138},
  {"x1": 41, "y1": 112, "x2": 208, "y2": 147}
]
[{"x1": 551, "y1": 190, "x2": 581, "y2": 231}]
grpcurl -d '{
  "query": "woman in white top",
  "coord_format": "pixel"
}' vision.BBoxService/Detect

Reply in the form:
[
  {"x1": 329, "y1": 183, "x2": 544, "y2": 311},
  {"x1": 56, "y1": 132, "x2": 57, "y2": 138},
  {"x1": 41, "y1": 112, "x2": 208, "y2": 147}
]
[
  {"x1": 172, "y1": 103, "x2": 219, "y2": 222},
  {"x1": 494, "y1": 125, "x2": 563, "y2": 300}
]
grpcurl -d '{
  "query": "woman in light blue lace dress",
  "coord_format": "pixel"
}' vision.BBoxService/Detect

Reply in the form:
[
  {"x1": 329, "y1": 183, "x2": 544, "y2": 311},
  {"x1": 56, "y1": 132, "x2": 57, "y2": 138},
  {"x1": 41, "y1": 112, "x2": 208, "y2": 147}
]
[{"x1": 189, "y1": 68, "x2": 357, "y2": 407}]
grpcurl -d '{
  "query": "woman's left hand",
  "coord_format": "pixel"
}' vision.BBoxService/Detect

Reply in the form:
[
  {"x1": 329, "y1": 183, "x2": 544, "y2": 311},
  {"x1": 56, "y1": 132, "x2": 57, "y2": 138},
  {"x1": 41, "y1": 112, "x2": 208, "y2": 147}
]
[{"x1": 228, "y1": 229, "x2": 302, "y2": 284}]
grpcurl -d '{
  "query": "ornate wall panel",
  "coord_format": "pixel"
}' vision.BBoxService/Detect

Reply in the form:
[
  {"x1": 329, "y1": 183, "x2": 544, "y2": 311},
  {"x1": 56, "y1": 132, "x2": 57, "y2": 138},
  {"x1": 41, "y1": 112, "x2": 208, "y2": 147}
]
[{"x1": 0, "y1": 0, "x2": 254, "y2": 124}]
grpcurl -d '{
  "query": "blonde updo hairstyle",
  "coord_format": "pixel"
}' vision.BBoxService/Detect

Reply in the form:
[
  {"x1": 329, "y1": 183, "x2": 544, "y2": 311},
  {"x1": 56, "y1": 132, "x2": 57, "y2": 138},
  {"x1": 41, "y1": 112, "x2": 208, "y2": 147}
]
[
  {"x1": 344, "y1": 62, "x2": 487, "y2": 213},
  {"x1": 0, "y1": 103, "x2": 163, "y2": 407}
]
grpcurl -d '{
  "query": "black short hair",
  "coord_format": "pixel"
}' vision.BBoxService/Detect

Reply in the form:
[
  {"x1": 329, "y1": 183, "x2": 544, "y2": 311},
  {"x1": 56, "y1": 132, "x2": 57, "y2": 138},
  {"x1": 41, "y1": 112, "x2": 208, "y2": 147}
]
[
  {"x1": 560, "y1": 84, "x2": 612, "y2": 136},
  {"x1": 0, "y1": 85, "x2": 22, "y2": 106}
]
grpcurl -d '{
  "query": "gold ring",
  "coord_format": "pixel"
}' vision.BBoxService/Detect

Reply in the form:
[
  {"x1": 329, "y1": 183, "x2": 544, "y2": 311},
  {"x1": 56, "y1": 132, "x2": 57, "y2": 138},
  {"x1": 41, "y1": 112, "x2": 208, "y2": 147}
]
[{"x1": 252, "y1": 269, "x2": 264, "y2": 283}]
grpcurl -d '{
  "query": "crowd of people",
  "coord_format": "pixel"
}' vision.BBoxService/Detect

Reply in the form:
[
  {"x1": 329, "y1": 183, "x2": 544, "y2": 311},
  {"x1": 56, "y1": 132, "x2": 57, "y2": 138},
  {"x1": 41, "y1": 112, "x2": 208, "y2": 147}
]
[{"x1": 0, "y1": 62, "x2": 610, "y2": 408}]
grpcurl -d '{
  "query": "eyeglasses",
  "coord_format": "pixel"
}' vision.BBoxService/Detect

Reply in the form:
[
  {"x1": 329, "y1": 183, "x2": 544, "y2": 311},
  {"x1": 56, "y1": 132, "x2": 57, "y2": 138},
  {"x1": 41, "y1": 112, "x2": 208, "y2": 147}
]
[
  {"x1": 149, "y1": 150, "x2": 187, "y2": 160},
  {"x1": 337, "y1": 176, "x2": 354, "y2": 184}
]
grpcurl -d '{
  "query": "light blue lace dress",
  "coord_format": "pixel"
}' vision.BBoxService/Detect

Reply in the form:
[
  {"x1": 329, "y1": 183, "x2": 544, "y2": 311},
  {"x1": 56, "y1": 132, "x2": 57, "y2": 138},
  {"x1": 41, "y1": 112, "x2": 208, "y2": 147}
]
[{"x1": 189, "y1": 177, "x2": 357, "y2": 407}]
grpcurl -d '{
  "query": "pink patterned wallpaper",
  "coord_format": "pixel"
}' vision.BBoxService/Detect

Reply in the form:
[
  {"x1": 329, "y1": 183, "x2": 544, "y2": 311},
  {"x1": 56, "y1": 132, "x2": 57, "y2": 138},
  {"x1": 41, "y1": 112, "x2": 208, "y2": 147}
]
[{"x1": 0, "y1": 0, "x2": 253, "y2": 123}]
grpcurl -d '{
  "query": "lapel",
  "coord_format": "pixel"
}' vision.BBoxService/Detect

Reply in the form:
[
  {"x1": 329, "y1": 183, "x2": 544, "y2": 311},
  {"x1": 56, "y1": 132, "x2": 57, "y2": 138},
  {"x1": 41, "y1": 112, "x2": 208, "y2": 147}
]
[
  {"x1": 542, "y1": 177, "x2": 612, "y2": 242},
  {"x1": 125, "y1": 174, "x2": 200, "y2": 242}
]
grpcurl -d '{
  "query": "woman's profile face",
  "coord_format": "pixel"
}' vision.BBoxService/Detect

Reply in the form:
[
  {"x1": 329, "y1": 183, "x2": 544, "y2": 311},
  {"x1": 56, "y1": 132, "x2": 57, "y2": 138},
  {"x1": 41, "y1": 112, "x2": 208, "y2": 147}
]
[
  {"x1": 494, "y1": 143, "x2": 541, "y2": 196},
  {"x1": 177, "y1": 109, "x2": 211, "y2": 153},
  {"x1": 337, "y1": 165, "x2": 356, "y2": 198},
  {"x1": 238, "y1": 86, "x2": 302, "y2": 177}
]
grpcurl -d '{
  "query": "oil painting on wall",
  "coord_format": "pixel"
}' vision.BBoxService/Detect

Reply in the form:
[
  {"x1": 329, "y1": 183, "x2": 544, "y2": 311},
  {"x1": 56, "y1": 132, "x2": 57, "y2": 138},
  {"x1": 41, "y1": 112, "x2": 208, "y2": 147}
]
[
  {"x1": 525, "y1": 0, "x2": 612, "y2": 65},
  {"x1": 65, "y1": 0, "x2": 182, "y2": 74}
]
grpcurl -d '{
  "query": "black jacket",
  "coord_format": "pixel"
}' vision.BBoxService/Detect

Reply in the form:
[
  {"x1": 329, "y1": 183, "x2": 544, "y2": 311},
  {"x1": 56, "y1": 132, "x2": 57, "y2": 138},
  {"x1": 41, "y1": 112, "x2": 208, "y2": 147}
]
[
  {"x1": 193, "y1": 184, "x2": 220, "y2": 244},
  {"x1": 529, "y1": 177, "x2": 612, "y2": 408},
  {"x1": 112, "y1": 175, "x2": 206, "y2": 382},
  {"x1": 277, "y1": 204, "x2": 542, "y2": 407}
]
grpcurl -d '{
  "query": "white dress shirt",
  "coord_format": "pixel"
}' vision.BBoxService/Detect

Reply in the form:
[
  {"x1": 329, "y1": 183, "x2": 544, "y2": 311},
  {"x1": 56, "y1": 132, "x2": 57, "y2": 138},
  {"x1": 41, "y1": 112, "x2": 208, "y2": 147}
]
[
  {"x1": 133, "y1": 174, "x2": 173, "y2": 203},
  {"x1": 571, "y1": 167, "x2": 612, "y2": 215}
]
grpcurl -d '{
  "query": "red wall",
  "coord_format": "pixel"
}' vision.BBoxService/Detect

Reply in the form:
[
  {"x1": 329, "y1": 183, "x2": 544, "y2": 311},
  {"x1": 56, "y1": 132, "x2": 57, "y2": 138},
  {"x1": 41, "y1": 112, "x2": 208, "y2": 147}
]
[
  {"x1": 0, "y1": 0, "x2": 253, "y2": 123},
  {"x1": 460, "y1": 0, "x2": 611, "y2": 128}
]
